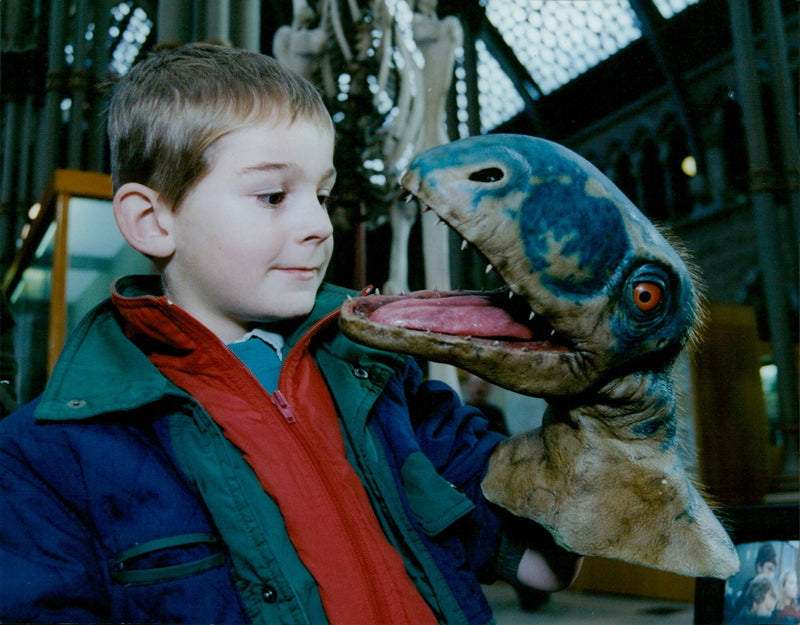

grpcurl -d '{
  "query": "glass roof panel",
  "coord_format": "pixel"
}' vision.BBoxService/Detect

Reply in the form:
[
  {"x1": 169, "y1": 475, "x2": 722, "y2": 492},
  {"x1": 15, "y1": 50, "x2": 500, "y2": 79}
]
[
  {"x1": 475, "y1": 39, "x2": 525, "y2": 133},
  {"x1": 485, "y1": 0, "x2": 642, "y2": 95},
  {"x1": 482, "y1": 0, "x2": 701, "y2": 99},
  {"x1": 109, "y1": 2, "x2": 153, "y2": 75},
  {"x1": 652, "y1": 0, "x2": 700, "y2": 19}
]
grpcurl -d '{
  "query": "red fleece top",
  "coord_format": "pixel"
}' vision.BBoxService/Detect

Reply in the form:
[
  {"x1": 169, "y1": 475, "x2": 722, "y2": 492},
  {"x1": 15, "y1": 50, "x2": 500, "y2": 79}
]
[{"x1": 113, "y1": 290, "x2": 437, "y2": 625}]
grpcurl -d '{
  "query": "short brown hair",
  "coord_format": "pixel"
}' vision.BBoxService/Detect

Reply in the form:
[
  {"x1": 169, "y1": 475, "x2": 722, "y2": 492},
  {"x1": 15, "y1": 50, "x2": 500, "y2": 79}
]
[
  {"x1": 108, "y1": 42, "x2": 332, "y2": 209},
  {"x1": 747, "y1": 574, "x2": 777, "y2": 609}
]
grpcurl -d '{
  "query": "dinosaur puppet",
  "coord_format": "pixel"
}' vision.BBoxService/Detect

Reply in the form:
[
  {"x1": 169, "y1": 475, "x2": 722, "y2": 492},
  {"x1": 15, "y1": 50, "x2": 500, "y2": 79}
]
[{"x1": 339, "y1": 134, "x2": 739, "y2": 579}]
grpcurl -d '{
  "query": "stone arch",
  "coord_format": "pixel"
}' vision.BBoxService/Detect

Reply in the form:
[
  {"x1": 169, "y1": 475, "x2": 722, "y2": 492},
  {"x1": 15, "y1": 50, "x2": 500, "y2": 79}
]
[
  {"x1": 631, "y1": 127, "x2": 668, "y2": 222},
  {"x1": 658, "y1": 113, "x2": 694, "y2": 220},
  {"x1": 605, "y1": 140, "x2": 638, "y2": 206}
]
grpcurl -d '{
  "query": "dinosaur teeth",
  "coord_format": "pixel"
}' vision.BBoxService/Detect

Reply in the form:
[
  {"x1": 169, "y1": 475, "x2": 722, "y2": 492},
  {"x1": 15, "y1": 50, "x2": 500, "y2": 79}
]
[
  {"x1": 485, "y1": 264, "x2": 493, "y2": 274},
  {"x1": 461, "y1": 240, "x2": 468, "y2": 251},
  {"x1": 529, "y1": 311, "x2": 536, "y2": 321},
  {"x1": 404, "y1": 193, "x2": 413, "y2": 203},
  {"x1": 508, "y1": 291, "x2": 514, "y2": 299}
]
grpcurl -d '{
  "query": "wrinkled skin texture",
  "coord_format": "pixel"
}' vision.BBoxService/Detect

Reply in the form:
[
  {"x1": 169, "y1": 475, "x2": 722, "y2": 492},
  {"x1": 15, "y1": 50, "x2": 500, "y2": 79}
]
[{"x1": 340, "y1": 134, "x2": 739, "y2": 579}]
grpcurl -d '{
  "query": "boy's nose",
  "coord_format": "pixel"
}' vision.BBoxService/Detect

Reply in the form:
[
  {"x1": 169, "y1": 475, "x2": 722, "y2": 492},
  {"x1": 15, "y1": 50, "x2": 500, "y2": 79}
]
[{"x1": 299, "y1": 201, "x2": 334, "y2": 242}]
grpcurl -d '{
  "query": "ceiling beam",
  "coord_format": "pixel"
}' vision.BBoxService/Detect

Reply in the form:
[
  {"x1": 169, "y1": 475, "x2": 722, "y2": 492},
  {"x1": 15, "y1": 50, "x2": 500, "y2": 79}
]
[
  {"x1": 457, "y1": 2, "x2": 544, "y2": 135},
  {"x1": 628, "y1": 0, "x2": 703, "y2": 161}
]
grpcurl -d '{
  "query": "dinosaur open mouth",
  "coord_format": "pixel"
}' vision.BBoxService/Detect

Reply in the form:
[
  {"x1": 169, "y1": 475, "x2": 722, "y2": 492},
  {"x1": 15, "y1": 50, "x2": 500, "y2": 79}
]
[
  {"x1": 341, "y1": 189, "x2": 572, "y2": 352},
  {"x1": 347, "y1": 287, "x2": 567, "y2": 350}
]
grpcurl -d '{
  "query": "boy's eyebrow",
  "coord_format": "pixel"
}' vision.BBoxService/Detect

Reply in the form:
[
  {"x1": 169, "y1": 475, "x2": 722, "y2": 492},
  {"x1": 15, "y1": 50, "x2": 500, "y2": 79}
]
[{"x1": 238, "y1": 162, "x2": 337, "y2": 181}]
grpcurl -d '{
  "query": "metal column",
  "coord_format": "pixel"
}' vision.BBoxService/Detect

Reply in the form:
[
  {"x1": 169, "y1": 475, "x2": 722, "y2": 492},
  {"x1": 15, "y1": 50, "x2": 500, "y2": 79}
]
[{"x1": 728, "y1": 0, "x2": 799, "y2": 477}]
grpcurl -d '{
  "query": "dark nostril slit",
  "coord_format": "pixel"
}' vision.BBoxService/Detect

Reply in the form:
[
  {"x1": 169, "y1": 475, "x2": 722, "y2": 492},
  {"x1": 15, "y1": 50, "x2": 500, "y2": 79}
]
[{"x1": 468, "y1": 167, "x2": 504, "y2": 183}]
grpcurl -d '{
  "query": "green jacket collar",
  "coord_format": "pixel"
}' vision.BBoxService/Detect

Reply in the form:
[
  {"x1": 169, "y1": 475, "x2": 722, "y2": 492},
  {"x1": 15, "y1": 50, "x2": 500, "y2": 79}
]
[{"x1": 35, "y1": 275, "x2": 406, "y2": 423}]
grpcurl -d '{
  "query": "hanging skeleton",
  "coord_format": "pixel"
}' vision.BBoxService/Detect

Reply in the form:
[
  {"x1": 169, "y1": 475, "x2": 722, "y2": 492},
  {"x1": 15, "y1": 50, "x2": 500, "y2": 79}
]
[{"x1": 274, "y1": 0, "x2": 462, "y2": 295}]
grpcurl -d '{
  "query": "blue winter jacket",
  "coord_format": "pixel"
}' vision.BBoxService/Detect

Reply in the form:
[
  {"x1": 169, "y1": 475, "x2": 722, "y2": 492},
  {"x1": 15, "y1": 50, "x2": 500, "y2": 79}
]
[{"x1": 0, "y1": 277, "x2": 525, "y2": 624}]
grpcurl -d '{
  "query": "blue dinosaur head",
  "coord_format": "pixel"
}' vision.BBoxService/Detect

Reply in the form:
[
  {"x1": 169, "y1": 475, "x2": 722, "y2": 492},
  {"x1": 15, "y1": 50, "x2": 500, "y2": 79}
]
[{"x1": 396, "y1": 134, "x2": 701, "y2": 388}]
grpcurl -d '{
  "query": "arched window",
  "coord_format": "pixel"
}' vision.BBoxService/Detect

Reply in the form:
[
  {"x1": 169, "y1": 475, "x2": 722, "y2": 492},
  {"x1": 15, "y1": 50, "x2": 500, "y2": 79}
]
[
  {"x1": 665, "y1": 125, "x2": 694, "y2": 220},
  {"x1": 613, "y1": 151, "x2": 638, "y2": 206},
  {"x1": 638, "y1": 138, "x2": 668, "y2": 221}
]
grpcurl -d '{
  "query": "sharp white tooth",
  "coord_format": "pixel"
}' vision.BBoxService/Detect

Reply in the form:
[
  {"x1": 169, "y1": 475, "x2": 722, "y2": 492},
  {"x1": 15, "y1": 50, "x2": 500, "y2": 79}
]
[
  {"x1": 347, "y1": 295, "x2": 353, "y2": 301},
  {"x1": 550, "y1": 330, "x2": 555, "y2": 337},
  {"x1": 404, "y1": 193, "x2": 413, "y2": 203},
  {"x1": 485, "y1": 264, "x2": 493, "y2": 274},
  {"x1": 375, "y1": 288, "x2": 381, "y2": 295},
  {"x1": 508, "y1": 291, "x2": 514, "y2": 299},
  {"x1": 492, "y1": 340, "x2": 499, "y2": 346},
  {"x1": 461, "y1": 240, "x2": 468, "y2": 251},
  {"x1": 529, "y1": 311, "x2": 536, "y2": 321}
]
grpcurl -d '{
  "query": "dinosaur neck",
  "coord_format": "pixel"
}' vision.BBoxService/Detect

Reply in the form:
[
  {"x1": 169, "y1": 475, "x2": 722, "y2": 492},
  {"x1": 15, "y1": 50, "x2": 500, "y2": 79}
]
[{"x1": 552, "y1": 368, "x2": 680, "y2": 451}]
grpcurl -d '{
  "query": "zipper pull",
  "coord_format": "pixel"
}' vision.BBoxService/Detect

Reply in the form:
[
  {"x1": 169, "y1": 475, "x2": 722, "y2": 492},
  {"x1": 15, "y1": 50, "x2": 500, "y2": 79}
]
[{"x1": 271, "y1": 390, "x2": 296, "y2": 424}]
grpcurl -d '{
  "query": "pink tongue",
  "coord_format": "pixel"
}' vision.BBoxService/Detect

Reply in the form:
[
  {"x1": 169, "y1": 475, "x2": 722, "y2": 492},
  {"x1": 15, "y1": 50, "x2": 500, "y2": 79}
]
[{"x1": 369, "y1": 295, "x2": 533, "y2": 340}]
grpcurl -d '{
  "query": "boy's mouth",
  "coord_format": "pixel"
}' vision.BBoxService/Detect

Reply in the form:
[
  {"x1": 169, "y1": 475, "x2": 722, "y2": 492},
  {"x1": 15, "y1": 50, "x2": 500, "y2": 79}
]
[{"x1": 276, "y1": 267, "x2": 319, "y2": 277}]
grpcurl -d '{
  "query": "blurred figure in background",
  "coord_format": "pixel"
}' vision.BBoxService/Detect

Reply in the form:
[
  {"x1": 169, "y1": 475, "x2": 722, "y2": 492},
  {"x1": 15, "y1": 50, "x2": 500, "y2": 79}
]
[{"x1": 461, "y1": 371, "x2": 508, "y2": 435}]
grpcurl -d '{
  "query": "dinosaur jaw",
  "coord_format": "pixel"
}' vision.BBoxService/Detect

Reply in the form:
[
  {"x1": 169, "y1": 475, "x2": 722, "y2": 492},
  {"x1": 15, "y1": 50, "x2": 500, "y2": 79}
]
[
  {"x1": 482, "y1": 420, "x2": 741, "y2": 579},
  {"x1": 339, "y1": 288, "x2": 597, "y2": 397}
]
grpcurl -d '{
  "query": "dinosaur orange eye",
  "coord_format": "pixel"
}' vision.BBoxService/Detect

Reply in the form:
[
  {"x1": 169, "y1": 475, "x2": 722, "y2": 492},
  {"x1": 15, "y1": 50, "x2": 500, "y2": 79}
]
[{"x1": 633, "y1": 282, "x2": 662, "y2": 311}]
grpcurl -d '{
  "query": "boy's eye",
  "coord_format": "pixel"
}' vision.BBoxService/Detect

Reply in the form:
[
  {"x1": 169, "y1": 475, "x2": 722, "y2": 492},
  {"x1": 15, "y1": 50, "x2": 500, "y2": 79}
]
[
  {"x1": 259, "y1": 192, "x2": 285, "y2": 206},
  {"x1": 261, "y1": 191, "x2": 286, "y2": 206}
]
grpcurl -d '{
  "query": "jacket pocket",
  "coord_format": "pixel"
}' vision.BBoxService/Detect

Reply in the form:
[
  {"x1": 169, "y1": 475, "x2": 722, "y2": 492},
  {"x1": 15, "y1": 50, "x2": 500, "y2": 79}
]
[
  {"x1": 400, "y1": 451, "x2": 475, "y2": 536},
  {"x1": 110, "y1": 532, "x2": 226, "y2": 585}
]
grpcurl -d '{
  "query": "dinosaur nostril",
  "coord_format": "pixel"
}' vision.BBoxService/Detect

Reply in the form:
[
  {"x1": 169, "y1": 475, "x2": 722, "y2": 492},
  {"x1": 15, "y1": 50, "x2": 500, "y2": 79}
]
[{"x1": 468, "y1": 167, "x2": 504, "y2": 183}]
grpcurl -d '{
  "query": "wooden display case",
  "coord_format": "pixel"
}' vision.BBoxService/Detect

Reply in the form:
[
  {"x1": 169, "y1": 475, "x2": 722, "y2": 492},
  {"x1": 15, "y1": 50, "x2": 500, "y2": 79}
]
[{"x1": 3, "y1": 170, "x2": 154, "y2": 403}]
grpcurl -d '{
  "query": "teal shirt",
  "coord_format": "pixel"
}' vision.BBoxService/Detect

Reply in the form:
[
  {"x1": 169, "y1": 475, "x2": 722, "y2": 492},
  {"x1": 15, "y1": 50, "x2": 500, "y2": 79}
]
[{"x1": 228, "y1": 335, "x2": 282, "y2": 392}]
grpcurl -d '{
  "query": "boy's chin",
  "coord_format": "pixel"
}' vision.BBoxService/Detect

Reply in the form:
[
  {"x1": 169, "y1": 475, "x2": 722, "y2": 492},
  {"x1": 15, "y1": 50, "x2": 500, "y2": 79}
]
[{"x1": 267, "y1": 294, "x2": 317, "y2": 321}]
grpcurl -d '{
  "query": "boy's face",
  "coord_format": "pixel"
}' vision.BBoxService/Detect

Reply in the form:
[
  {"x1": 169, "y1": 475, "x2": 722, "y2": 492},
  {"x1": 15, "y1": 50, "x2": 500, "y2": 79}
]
[
  {"x1": 754, "y1": 591, "x2": 777, "y2": 615},
  {"x1": 786, "y1": 572, "x2": 798, "y2": 599},
  {"x1": 758, "y1": 561, "x2": 777, "y2": 576},
  {"x1": 162, "y1": 116, "x2": 336, "y2": 343}
]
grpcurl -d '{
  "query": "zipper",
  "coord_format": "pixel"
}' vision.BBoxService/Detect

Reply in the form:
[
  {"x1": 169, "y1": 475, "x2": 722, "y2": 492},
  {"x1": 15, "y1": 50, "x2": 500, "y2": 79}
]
[
  {"x1": 278, "y1": 308, "x2": 341, "y2": 390},
  {"x1": 272, "y1": 307, "x2": 391, "y2": 622},
  {"x1": 270, "y1": 391, "x2": 296, "y2": 423},
  {"x1": 283, "y1": 402, "x2": 390, "y2": 622}
]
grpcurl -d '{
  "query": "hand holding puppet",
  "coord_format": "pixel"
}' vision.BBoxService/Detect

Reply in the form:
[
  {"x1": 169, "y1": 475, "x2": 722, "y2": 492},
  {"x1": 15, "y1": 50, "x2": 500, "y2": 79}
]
[{"x1": 339, "y1": 134, "x2": 739, "y2": 579}]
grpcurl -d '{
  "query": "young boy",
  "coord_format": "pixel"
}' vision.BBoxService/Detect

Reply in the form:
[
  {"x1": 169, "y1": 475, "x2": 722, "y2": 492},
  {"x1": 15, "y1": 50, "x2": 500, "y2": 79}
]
[{"x1": 0, "y1": 43, "x2": 580, "y2": 624}]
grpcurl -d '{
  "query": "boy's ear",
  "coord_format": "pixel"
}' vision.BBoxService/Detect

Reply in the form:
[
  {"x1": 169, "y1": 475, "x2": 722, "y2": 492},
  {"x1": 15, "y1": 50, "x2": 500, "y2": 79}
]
[{"x1": 113, "y1": 182, "x2": 175, "y2": 259}]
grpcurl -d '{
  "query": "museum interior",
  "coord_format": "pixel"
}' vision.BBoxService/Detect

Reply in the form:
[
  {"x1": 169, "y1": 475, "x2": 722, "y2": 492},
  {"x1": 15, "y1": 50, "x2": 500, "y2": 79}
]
[{"x1": 0, "y1": 1, "x2": 798, "y2": 623}]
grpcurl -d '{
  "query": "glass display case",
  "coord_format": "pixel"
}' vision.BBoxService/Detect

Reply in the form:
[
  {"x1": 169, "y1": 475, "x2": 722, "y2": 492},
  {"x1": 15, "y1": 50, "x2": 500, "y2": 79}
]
[{"x1": 2, "y1": 170, "x2": 154, "y2": 404}]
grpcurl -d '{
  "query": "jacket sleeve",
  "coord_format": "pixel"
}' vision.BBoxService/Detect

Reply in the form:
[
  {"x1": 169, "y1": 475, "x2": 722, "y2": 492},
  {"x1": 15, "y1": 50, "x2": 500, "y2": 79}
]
[
  {"x1": 403, "y1": 373, "x2": 577, "y2": 588},
  {"x1": 373, "y1": 360, "x2": 518, "y2": 578},
  {"x1": 0, "y1": 400, "x2": 110, "y2": 623}
]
